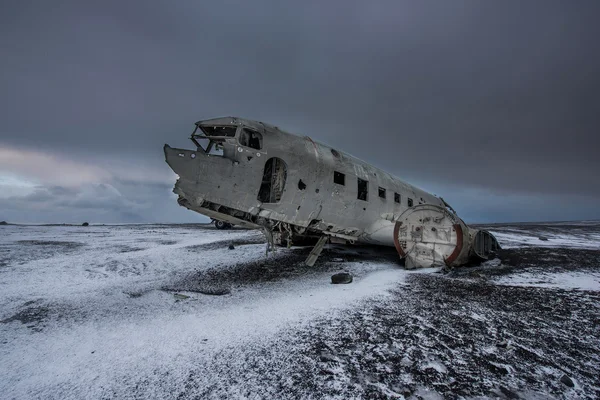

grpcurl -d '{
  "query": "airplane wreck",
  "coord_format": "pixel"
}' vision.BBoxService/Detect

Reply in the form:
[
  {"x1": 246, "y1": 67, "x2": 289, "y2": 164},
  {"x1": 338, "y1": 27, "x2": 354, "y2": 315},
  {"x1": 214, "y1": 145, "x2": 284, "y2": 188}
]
[{"x1": 164, "y1": 117, "x2": 499, "y2": 269}]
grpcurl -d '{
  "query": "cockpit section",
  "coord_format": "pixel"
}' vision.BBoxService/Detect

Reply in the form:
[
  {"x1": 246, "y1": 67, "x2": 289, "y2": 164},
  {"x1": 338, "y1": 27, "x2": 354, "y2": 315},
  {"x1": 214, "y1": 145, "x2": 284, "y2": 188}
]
[{"x1": 190, "y1": 120, "x2": 264, "y2": 161}]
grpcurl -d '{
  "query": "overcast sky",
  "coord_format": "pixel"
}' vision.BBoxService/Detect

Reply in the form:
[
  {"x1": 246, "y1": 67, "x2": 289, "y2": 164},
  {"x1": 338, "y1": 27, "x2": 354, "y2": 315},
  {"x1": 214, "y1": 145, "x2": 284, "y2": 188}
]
[{"x1": 1, "y1": 0, "x2": 599, "y2": 223}]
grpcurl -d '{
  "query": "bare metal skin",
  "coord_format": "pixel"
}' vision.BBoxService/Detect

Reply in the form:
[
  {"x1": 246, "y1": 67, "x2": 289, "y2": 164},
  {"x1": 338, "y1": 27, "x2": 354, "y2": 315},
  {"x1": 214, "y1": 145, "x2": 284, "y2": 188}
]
[{"x1": 164, "y1": 117, "x2": 498, "y2": 268}]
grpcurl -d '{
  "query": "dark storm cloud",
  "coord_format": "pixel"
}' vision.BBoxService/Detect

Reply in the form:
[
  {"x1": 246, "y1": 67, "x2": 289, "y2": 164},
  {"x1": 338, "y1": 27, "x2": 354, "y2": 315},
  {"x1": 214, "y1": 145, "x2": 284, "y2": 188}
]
[{"x1": 1, "y1": 0, "x2": 599, "y2": 222}]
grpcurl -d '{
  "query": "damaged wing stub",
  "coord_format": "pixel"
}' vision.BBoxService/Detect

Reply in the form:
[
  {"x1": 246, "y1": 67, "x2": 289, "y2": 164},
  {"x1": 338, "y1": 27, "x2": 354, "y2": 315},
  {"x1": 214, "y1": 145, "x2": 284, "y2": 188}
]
[
  {"x1": 393, "y1": 204, "x2": 500, "y2": 269},
  {"x1": 164, "y1": 116, "x2": 500, "y2": 269}
]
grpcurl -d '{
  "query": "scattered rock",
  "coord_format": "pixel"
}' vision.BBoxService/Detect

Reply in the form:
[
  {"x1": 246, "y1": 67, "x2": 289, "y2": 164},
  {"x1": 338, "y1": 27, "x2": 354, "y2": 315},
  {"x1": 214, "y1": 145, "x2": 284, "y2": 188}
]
[
  {"x1": 319, "y1": 351, "x2": 338, "y2": 362},
  {"x1": 0, "y1": 306, "x2": 50, "y2": 326},
  {"x1": 196, "y1": 286, "x2": 231, "y2": 296},
  {"x1": 483, "y1": 258, "x2": 502, "y2": 268},
  {"x1": 497, "y1": 339, "x2": 508, "y2": 348},
  {"x1": 538, "y1": 236, "x2": 549, "y2": 241},
  {"x1": 0, "y1": 221, "x2": 7, "y2": 225},
  {"x1": 174, "y1": 293, "x2": 190, "y2": 300},
  {"x1": 82, "y1": 222, "x2": 89, "y2": 226},
  {"x1": 124, "y1": 291, "x2": 144, "y2": 298},
  {"x1": 560, "y1": 374, "x2": 574, "y2": 387},
  {"x1": 331, "y1": 272, "x2": 353, "y2": 284},
  {"x1": 319, "y1": 368, "x2": 336, "y2": 376},
  {"x1": 487, "y1": 362, "x2": 510, "y2": 375},
  {"x1": 498, "y1": 385, "x2": 521, "y2": 399},
  {"x1": 228, "y1": 244, "x2": 235, "y2": 250}
]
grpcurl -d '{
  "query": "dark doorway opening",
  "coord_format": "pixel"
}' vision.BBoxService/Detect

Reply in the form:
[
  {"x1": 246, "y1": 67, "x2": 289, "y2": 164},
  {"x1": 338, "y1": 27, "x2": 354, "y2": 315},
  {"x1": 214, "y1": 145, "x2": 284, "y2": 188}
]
[{"x1": 258, "y1": 157, "x2": 288, "y2": 203}]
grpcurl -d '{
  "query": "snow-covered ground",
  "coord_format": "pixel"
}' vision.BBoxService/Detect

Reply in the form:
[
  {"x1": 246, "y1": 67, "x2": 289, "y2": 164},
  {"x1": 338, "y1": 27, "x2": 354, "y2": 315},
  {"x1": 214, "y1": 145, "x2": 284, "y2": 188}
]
[
  {"x1": 485, "y1": 221, "x2": 600, "y2": 250},
  {"x1": 482, "y1": 222, "x2": 600, "y2": 293},
  {"x1": 0, "y1": 224, "x2": 434, "y2": 399},
  {"x1": 494, "y1": 270, "x2": 600, "y2": 291},
  {"x1": 1, "y1": 222, "x2": 599, "y2": 399}
]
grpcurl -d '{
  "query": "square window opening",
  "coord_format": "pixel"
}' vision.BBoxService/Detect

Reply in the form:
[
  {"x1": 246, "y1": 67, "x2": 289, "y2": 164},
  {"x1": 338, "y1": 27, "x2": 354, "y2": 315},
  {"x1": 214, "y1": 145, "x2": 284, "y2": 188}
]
[
  {"x1": 378, "y1": 187, "x2": 386, "y2": 199},
  {"x1": 394, "y1": 192, "x2": 400, "y2": 203},
  {"x1": 334, "y1": 171, "x2": 345, "y2": 185},
  {"x1": 408, "y1": 198, "x2": 413, "y2": 207},
  {"x1": 239, "y1": 127, "x2": 263, "y2": 150}
]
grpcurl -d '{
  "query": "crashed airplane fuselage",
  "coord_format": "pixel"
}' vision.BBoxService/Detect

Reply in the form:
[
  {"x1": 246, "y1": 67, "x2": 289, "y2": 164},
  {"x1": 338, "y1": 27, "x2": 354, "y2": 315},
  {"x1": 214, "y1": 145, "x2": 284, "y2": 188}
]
[{"x1": 164, "y1": 117, "x2": 499, "y2": 269}]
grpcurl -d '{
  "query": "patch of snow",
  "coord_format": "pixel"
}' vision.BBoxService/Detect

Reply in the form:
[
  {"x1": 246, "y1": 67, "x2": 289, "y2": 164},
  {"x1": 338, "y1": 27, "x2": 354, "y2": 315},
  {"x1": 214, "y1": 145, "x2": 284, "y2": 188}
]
[
  {"x1": 0, "y1": 225, "x2": 431, "y2": 399},
  {"x1": 420, "y1": 359, "x2": 447, "y2": 374},
  {"x1": 489, "y1": 229, "x2": 600, "y2": 250},
  {"x1": 411, "y1": 386, "x2": 444, "y2": 400},
  {"x1": 494, "y1": 271, "x2": 600, "y2": 291}
]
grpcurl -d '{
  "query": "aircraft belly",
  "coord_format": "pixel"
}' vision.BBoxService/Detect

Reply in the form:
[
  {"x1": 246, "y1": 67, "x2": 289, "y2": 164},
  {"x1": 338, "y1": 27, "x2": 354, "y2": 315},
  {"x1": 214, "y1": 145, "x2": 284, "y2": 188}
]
[{"x1": 359, "y1": 219, "x2": 396, "y2": 247}]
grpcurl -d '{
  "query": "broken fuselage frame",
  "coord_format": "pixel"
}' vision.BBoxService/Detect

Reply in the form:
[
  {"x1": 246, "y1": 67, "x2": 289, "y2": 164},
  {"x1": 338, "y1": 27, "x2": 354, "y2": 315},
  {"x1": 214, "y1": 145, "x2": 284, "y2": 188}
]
[{"x1": 164, "y1": 117, "x2": 499, "y2": 268}]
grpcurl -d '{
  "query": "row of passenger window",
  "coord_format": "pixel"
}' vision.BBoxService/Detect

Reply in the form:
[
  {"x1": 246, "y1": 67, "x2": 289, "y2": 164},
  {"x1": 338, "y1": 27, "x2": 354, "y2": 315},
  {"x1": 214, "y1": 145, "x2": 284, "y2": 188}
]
[{"x1": 333, "y1": 171, "x2": 413, "y2": 206}]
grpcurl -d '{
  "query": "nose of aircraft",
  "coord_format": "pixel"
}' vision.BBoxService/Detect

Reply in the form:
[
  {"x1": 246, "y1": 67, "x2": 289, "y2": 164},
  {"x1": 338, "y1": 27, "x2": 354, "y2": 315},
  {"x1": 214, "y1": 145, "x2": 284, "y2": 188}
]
[{"x1": 164, "y1": 144, "x2": 198, "y2": 181}]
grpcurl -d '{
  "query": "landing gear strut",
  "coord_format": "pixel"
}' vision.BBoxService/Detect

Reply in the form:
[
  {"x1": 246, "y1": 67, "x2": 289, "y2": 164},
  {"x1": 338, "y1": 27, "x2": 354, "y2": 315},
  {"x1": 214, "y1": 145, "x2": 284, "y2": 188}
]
[{"x1": 305, "y1": 236, "x2": 329, "y2": 266}]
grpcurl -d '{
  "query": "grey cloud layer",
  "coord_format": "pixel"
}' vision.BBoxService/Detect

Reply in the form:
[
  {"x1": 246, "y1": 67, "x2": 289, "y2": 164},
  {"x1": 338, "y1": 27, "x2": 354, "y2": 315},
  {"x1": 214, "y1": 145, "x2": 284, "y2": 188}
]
[
  {"x1": 1, "y1": 1, "x2": 599, "y2": 222},
  {"x1": 0, "y1": 181, "x2": 200, "y2": 224}
]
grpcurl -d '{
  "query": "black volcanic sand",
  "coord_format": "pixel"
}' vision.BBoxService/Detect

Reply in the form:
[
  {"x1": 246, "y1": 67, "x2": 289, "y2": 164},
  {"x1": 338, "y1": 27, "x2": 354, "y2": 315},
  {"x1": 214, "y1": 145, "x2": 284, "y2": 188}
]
[
  {"x1": 3, "y1": 222, "x2": 599, "y2": 398},
  {"x1": 172, "y1": 224, "x2": 600, "y2": 399},
  {"x1": 167, "y1": 242, "x2": 399, "y2": 290},
  {"x1": 281, "y1": 263, "x2": 599, "y2": 399}
]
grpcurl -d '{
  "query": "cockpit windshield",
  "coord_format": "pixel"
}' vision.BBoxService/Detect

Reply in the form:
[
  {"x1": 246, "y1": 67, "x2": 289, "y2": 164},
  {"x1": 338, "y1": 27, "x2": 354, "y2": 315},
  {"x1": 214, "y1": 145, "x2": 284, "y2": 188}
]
[
  {"x1": 200, "y1": 126, "x2": 237, "y2": 137},
  {"x1": 190, "y1": 124, "x2": 235, "y2": 156}
]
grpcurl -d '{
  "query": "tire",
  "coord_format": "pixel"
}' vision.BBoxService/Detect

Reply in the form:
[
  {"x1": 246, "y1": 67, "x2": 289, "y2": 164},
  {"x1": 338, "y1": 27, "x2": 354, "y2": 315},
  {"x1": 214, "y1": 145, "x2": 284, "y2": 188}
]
[{"x1": 214, "y1": 220, "x2": 227, "y2": 230}]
